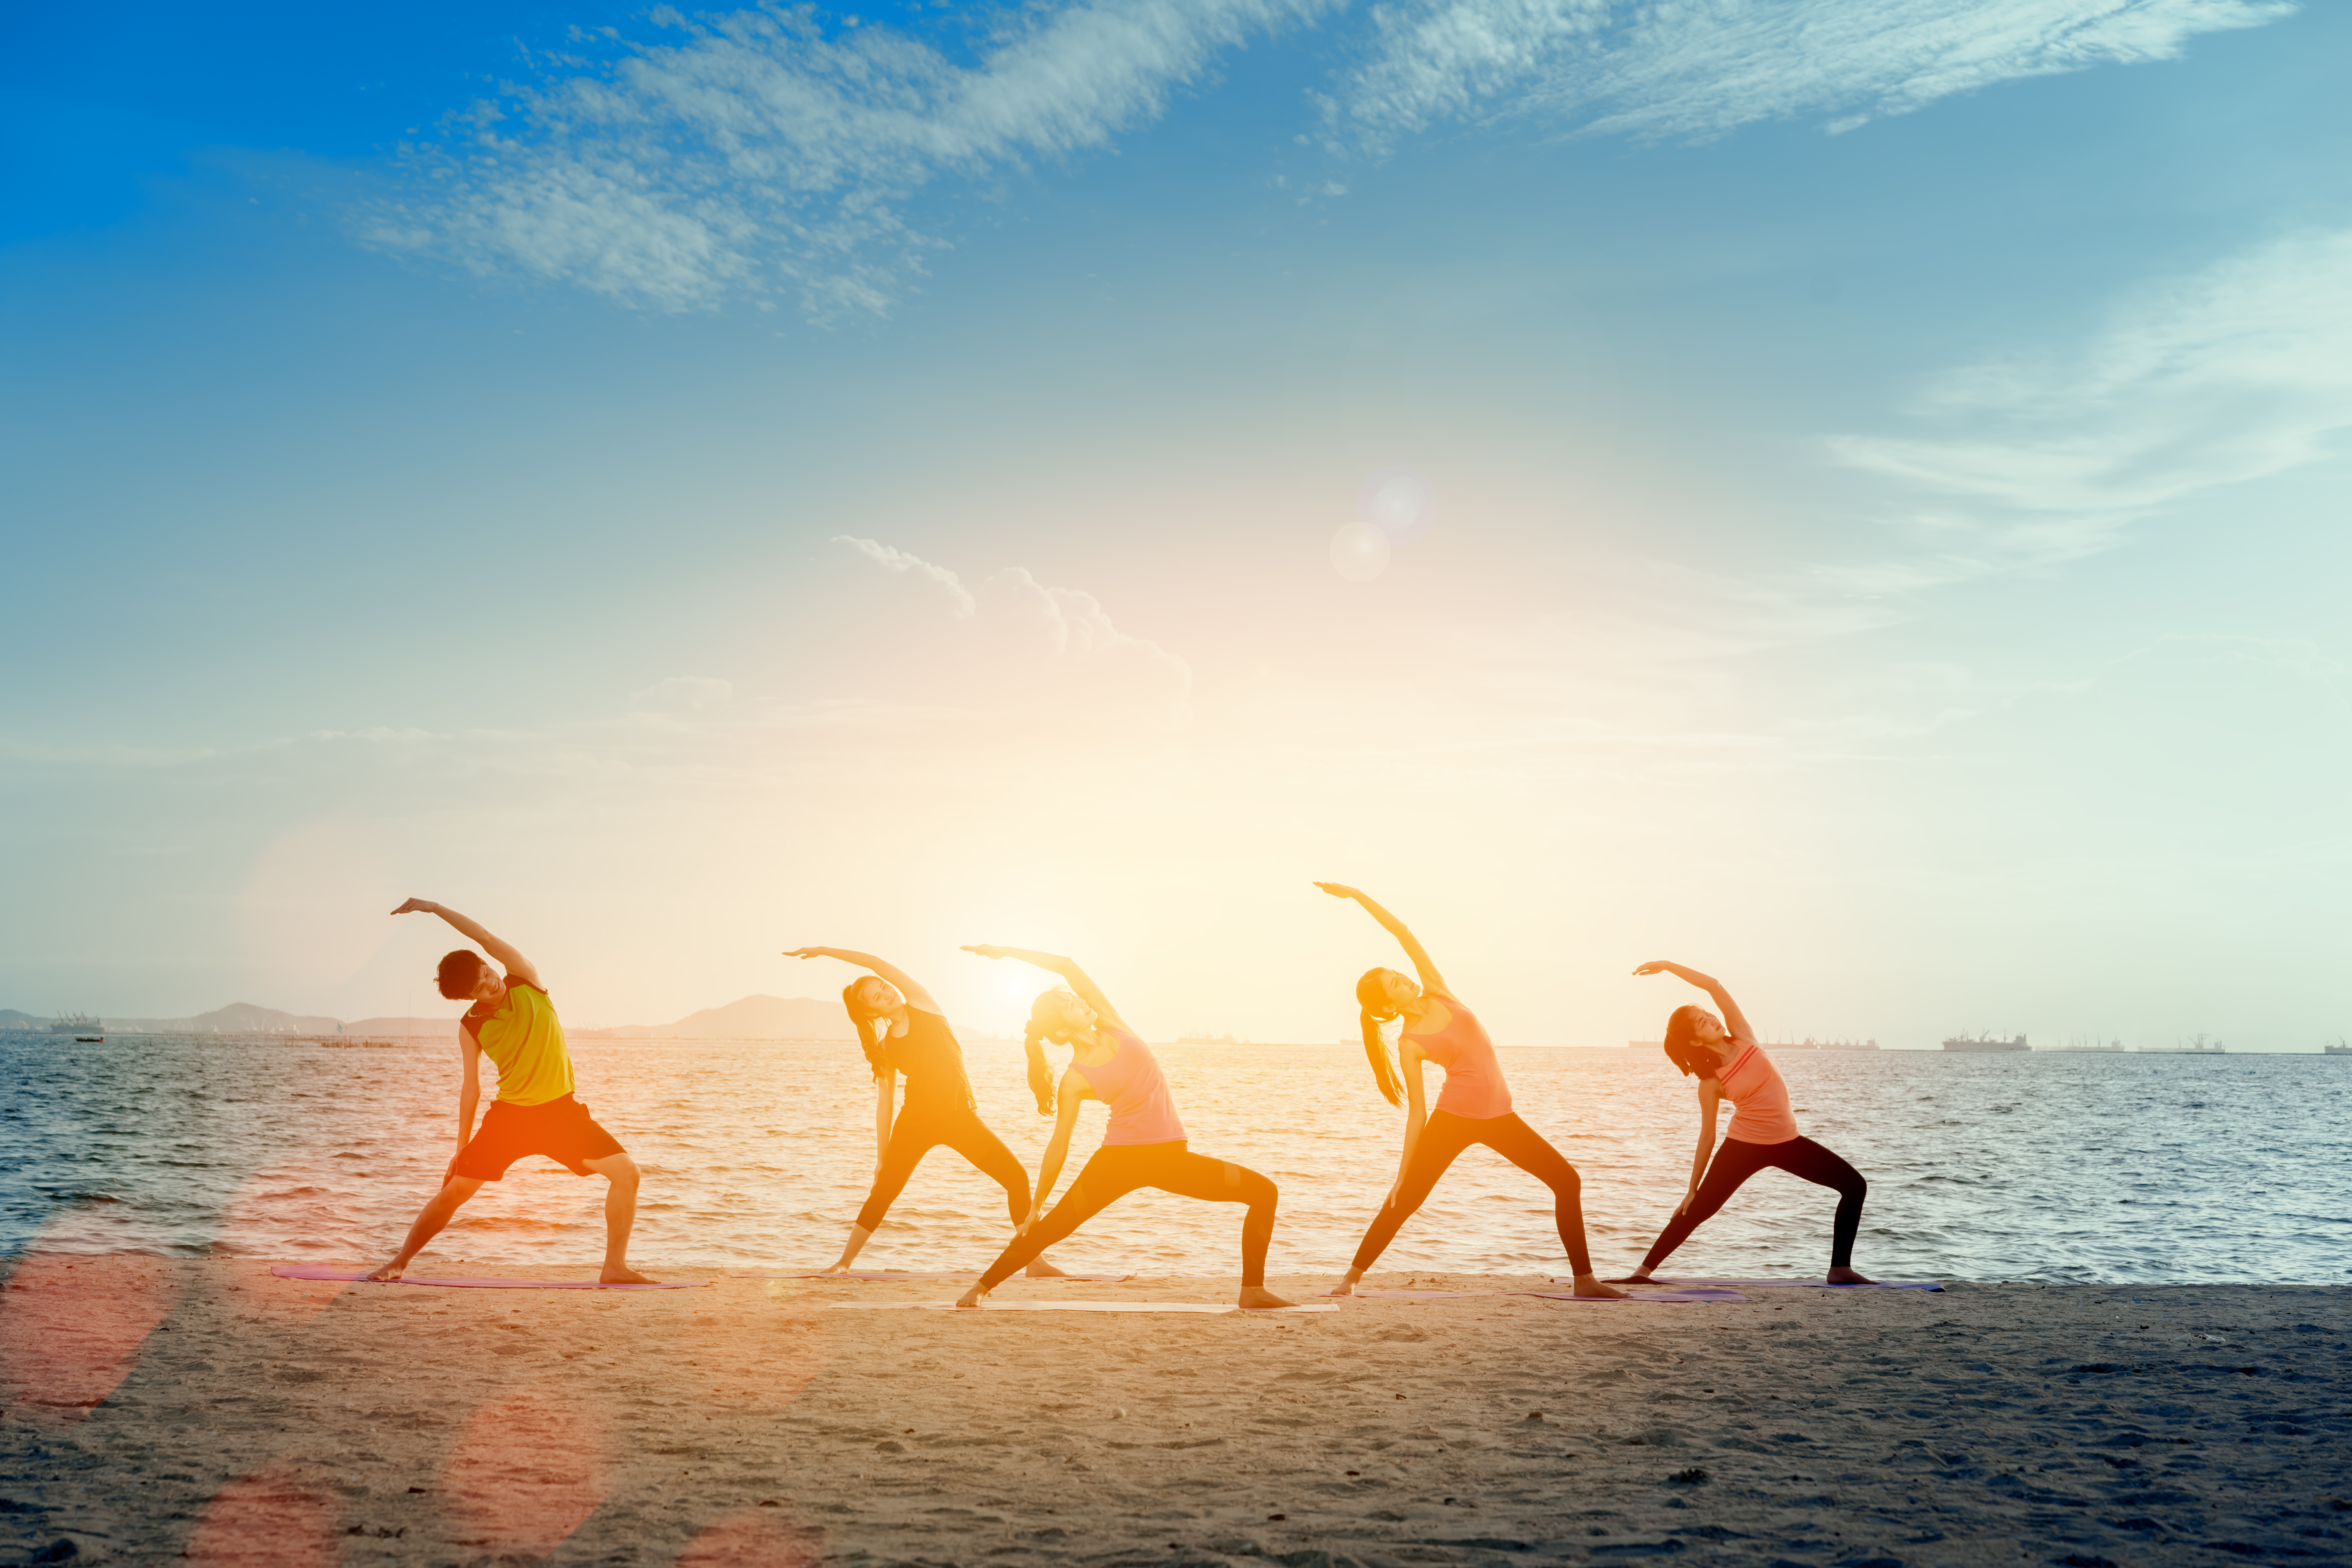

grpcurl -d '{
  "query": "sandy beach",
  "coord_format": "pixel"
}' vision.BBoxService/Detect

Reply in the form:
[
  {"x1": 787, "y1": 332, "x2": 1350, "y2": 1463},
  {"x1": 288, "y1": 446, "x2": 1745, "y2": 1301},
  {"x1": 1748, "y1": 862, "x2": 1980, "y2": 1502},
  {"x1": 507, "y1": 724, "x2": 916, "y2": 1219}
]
[{"x1": 2, "y1": 1258, "x2": 2343, "y2": 1566}]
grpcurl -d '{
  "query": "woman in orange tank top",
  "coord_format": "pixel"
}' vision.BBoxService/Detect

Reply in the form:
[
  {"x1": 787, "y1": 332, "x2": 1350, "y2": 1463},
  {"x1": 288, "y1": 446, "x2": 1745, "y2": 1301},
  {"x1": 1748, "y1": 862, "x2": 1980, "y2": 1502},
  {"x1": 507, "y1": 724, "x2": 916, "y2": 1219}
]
[
  {"x1": 1318, "y1": 884, "x2": 1624, "y2": 1299},
  {"x1": 1616, "y1": 961, "x2": 1873, "y2": 1285}
]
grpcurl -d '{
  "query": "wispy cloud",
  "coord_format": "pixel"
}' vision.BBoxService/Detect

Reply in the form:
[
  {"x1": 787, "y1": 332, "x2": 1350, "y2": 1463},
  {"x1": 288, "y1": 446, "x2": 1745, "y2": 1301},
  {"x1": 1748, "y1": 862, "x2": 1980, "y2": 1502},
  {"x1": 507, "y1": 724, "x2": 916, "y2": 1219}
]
[
  {"x1": 835, "y1": 536, "x2": 1193, "y2": 721},
  {"x1": 362, "y1": 0, "x2": 1328, "y2": 316},
  {"x1": 1832, "y1": 228, "x2": 2352, "y2": 517},
  {"x1": 1329, "y1": 0, "x2": 2293, "y2": 147}
]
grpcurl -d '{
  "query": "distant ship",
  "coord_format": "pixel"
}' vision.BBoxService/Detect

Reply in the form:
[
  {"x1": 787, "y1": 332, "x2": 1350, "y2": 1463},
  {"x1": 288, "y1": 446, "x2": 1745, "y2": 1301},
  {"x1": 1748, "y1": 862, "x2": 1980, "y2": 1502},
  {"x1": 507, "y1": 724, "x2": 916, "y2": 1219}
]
[
  {"x1": 48, "y1": 1012, "x2": 101, "y2": 1036},
  {"x1": 2326, "y1": 1038, "x2": 2350, "y2": 1056},
  {"x1": 2139, "y1": 1036, "x2": 2225, "y2": 1054},
  {"x1": 2041, "y1": 1036, "x2": 2125, "y2": 1053},
  {"x1": 1942, "y1": 1033, "x2": 2028, "y2": 1053}
]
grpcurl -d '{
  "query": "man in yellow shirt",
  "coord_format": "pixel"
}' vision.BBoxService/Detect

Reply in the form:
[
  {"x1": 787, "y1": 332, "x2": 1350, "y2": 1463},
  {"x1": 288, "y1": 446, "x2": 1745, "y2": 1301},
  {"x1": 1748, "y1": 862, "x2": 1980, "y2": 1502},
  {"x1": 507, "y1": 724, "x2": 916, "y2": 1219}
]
[{"x1": 366, "y1": 899, "x2": 652, "y2": 1284}]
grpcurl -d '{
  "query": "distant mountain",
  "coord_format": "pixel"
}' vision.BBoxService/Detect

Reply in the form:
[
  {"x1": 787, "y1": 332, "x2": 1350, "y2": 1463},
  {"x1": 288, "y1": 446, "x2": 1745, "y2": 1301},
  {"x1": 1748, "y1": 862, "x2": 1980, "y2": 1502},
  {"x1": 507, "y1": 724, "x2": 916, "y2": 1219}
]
[
  {"x1": 343, "y1": 1014, "x2": 467, "y2": 1038},
  {"x1": 1, "y1": 1009, "x2": 49, "y2": 1030},
  {"x1": 580, "y1": 994, "x2": 855, "y2": 1040},
  {"x1": 99, "y1": 1002, "x2": 345, "y2": 1035}
]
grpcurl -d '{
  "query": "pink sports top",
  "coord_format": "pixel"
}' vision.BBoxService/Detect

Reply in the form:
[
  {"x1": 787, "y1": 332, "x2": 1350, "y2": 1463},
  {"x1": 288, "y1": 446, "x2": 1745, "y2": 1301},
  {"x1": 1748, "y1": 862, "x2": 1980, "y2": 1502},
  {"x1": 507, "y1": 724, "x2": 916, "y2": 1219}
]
[
  {"x1": 1074, "y1": 1029, "x2": 1188, "y2": 1145},
  {"x1": 1403, "y1": 992, "x2": 1513, "y2": 1120},
  {"x1": 1715, "y1": 1041, "x2": 1799, "y2": 1144}
]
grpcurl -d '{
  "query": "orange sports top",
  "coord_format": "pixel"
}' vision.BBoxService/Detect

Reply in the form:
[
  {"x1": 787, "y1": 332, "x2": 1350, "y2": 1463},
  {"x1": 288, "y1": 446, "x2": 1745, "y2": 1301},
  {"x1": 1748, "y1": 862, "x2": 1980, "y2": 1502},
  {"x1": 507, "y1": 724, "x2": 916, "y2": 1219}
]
[
  {"x1": 1715, "y1": 1041, "x2": 1798, "y2": 1144},
  {"x1": 1404, "y1": 992, "x2": 1513, "y2": 1120}
]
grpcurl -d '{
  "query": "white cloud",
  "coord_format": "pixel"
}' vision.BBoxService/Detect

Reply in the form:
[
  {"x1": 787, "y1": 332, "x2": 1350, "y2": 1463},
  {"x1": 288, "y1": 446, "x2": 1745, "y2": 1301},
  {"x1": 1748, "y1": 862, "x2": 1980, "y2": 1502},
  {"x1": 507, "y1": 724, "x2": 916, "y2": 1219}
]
[
  {"x1": 1330, "y1": 0, "x2": 2293, "y2": 147},
  {"x1": 835, "y1": 536, "x2": 1193, "y2": 720},
  {"x1": 363, "y1": 0, "x2": 1328, "y2": 316},
  {"x1": 1831, "y1": 228, "x2": 2352, "y2": 516}
]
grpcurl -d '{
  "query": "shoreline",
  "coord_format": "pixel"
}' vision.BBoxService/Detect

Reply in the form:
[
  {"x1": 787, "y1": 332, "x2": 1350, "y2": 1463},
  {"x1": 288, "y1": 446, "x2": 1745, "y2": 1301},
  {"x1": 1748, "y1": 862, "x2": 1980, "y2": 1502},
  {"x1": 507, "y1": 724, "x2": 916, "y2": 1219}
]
[{"x1": 2, "y1": 1260, "x2": 2344, "y2": 1565}]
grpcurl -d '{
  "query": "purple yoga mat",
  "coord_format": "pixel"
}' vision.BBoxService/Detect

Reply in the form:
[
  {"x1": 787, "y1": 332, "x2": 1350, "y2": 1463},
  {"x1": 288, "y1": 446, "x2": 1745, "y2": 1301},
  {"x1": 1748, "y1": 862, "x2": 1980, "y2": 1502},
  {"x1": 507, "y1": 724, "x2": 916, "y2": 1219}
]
[
  {"x1": 1584, "y1": 1276, "x2": 1945, "y2": 1291},
  {"x1": 270, "y1": 1265, "x2": 706, "y2": 1290}
]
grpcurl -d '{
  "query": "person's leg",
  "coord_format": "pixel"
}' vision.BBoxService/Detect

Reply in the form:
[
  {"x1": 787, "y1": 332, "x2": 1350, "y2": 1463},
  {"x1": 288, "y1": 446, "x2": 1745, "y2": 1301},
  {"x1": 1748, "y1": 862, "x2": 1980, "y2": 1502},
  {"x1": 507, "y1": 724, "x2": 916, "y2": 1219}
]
[
  {"x1": 1474, "y1": 1115, "x2": 1621, "y2": 1296},
  {"x1": 1764, "y1": 1138, "x2": 1871, "y2": 1279},
  {"x1": 961, "y1": 1147, "x2": 1137, "y2": 1300},
  {"x1": 580, "y1": 1152, "x2": 649, "y2": 1283},
  {"x1": 1130, "y1": 1147, "x2": 1290, "y2": 1306},
  {"x1": 1628, "y1": 1138, "x2": 1773, "y2": 1278},
  {"x1": 833, "y1": 1117, "x2": 943, "y2": 1270},
  {"x1": 1338, "y1": 1112, "x2": 1477, "y2": 1287},
  {"x1": 940, "y1": 1113, "x2": 1064, "y2": 1276},
  {"x1": 367, "y1": 1177, "x2": 486, "y2": 1280}
]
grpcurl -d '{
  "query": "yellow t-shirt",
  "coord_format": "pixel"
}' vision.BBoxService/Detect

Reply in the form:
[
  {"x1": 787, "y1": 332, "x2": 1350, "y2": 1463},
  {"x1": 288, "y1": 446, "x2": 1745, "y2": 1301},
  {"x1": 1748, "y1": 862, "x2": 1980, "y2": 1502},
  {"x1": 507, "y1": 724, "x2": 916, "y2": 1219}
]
[{"x1": 463, "y1": 978, "x2": 575, "y2": 1106}]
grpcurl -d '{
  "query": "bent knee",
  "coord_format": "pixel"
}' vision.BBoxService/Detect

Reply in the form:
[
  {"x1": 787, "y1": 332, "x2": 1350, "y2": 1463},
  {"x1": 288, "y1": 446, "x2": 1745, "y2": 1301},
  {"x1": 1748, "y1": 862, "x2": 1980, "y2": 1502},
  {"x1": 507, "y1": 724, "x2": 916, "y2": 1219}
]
[{"x1": 593, "y1": 1154, "x2": 642, "y2": 1185}]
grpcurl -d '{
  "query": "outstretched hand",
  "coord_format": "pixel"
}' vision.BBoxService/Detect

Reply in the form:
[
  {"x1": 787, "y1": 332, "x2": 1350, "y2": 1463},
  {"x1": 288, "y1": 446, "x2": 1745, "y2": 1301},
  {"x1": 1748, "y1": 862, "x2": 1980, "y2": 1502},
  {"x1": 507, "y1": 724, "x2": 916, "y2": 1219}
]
[
  {"x1": 962, "y1": 944, "x2": 1010, "y2": 960},
  {"x1": 781, "y1": 947, "x2": 831, "y2": 961},
  {"x1": 391, "y1": 898, "x2": 437, "y2": 916},
  {"x1": 1312, "y1": 882, "x2": 1362, "y2": 900},
  {"x1": 1632, "y1": 960, "x2": 1674, "y2": 976}
]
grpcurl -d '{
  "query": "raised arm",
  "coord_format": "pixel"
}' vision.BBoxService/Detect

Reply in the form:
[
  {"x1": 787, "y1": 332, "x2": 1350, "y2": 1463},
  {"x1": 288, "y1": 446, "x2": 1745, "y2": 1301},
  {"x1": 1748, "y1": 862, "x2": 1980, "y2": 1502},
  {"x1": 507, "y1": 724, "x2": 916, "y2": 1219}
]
[
  {"x1": 960, "y1": 946, "x2": 1132, "y2": 1034},
  {"x1": 1632, "y1": 960, "x2": 1755, "y2": 1044},
  {"x1": 1313, "y1": 884, "x2": 1449, "y2": 995},
  {"x1": 782, "y1": 947, "x2": 942, "y2": 1014},
  {"x1": 394, "y1": 899, "x2": 539, "y2": 988}
]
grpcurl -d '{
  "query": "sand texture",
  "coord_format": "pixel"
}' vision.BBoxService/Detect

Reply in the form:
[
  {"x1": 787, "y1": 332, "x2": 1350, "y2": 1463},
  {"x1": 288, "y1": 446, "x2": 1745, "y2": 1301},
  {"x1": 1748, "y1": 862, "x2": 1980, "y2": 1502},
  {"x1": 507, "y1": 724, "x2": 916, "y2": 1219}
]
[{"x1": 1, "y1": 1259, "x2": 2346, "y2": 1566}]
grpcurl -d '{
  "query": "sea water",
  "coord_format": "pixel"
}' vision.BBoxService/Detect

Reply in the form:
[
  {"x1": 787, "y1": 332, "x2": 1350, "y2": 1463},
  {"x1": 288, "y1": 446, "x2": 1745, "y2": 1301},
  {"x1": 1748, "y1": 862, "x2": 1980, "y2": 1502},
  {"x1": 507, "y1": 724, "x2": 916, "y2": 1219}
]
[{"x1": 0, "y1": 1034, "x2": 2343, "y2": 1283}]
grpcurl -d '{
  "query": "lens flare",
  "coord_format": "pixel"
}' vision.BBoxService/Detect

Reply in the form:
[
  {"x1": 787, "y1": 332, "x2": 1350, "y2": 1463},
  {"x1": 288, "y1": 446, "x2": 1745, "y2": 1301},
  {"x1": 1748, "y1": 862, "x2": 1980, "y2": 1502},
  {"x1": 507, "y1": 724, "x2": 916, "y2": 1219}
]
[
  {"x1": 1329, "y1": 521, "x2": 1391, "y2": 583},
  {"x1": 1356, "y1": 466, "x2": 1436, "y2": 543}
]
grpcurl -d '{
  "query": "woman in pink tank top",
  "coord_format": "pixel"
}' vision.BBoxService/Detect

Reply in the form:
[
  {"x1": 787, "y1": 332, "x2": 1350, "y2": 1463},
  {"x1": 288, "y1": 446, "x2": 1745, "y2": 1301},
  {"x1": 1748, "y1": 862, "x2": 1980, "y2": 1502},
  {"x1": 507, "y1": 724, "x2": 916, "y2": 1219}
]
[
  {"x1": 950, "y1": 945, "x2": 1296, "y2": 1310},
  {"x1": 1317, "y1": 884, "x2": 1625, "y2": 1300},
  {"x1": 1615, "y1": 961, "x2": 1873, "y2": 1285}
]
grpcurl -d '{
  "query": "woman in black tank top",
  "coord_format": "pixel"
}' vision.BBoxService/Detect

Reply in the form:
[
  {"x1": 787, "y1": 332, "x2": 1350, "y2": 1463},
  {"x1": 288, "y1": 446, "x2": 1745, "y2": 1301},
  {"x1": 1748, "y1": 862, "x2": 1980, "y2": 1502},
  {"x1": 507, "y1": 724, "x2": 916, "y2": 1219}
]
[{"x1": 786, "y1": 947, "x2": 1065, "y2": 1278}]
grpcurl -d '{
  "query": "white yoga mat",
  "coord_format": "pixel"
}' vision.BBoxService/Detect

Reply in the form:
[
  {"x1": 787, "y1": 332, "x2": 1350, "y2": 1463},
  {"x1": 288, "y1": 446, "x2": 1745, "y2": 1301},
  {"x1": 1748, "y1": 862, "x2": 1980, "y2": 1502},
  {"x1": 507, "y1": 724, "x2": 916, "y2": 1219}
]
[
  {"x1": 270, "y1": 1265, "x2": 706, "y2": 1291},
  {"x1": 825, "y1": 1300, "x2": 1339, "y2": 1314}
]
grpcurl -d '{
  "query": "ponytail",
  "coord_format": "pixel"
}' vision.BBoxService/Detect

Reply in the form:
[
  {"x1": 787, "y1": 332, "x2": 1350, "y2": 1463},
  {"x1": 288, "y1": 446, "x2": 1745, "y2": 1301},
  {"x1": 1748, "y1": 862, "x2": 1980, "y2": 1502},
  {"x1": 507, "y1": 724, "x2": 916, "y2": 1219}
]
[
  {"x1": 1024, "y1": 1022, "x2": 1056, "y2": 1115},
  {"x1": 1024, "y1": 988, "x2": 1081, "y2": 1114},
  {"x1": 1354, "y1": 968, "x2": 1405, "y2": 1107},
  {"x1": 842, "y1": 981, "x2": 888, "y2": 1080}
]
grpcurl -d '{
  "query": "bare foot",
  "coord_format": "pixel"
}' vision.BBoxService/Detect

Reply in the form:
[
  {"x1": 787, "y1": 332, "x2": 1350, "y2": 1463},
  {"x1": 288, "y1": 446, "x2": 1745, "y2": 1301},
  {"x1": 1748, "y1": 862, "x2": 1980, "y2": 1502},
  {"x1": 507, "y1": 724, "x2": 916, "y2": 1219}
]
[
  {"x1": 818, "y1": 1261, "x2": 852, "y2": 1276},
  {"x1": 600, "y1": 1265, "x2": 654, "y2": 1285},
  {"x1": 1238, "y1": 1285, "x2": 1298, "y2": 1309},
  {"x1": 1324, "y1": 1274, "x2": 1361, "y2": 1298},
  {"x1": 953, "y1": 1285, "x2": 986, "y2": 1308},
  {"x1": 364, "y1": 1260, "x2": 408, "y2": 1283},
  {"x1": 1023, "y1": 1258, "x2": 1069, "y2": 1278},
  {"x1": 1601, "y1": 1274, "x2": 1654, "y2": 1285},
  {"x1": 1570, "y1": 1274, "x2": 1629, "y2": 1299},
  {"x1": 1825, "y1": 1266, "x2": 1874, "y2": 1285}
]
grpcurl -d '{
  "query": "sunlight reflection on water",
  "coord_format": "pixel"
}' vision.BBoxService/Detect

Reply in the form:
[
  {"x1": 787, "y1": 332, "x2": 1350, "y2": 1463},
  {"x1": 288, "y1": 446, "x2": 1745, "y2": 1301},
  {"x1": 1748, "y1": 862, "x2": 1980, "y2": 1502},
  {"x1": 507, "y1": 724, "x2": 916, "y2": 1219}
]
[{"x1": 1, "y1": 1036, "x2": 2344, "y2": 1282}]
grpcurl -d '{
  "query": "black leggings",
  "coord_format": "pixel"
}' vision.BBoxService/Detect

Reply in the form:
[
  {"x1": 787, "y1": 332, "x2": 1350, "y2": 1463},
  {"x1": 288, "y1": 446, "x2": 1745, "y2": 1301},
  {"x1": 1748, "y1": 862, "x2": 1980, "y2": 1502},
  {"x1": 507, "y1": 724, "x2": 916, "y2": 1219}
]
[
  {"x1": 854, "y1": 1104, "x2": 1032, "y2": 1234},
  {"x1": 1637, "y1": 1135, "x2": 1867, "y2": 1273},
  {"x1": 976, "y1": 1141, "x2": 1278, "y2": 1290},
  {"x1": 1349, "y1": 1111, "x2": 1595, "y2": 1276}
]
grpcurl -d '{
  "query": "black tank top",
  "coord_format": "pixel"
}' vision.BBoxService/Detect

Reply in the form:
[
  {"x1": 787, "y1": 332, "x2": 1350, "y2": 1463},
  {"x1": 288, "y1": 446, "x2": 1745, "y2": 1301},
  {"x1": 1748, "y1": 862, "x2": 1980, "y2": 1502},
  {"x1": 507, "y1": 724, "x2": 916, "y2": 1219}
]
[{"x1": 881, "y1": 1008, "x2": 975, "y2": 1114}]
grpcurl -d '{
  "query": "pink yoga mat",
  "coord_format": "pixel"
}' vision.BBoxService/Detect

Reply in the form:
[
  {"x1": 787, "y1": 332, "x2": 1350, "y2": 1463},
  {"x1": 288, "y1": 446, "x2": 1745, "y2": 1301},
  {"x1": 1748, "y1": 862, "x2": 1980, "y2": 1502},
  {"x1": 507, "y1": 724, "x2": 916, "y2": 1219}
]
[
  {"x1": 826, "y1": 1300, "x2": 1339, "y2": 1314},
  {"x1": 270, "y1": 1265, "x2": 706, "y2": 1291},
  {"x1": 746, "y1": 1270, "x2": 1135, "y2": 1283},
  {"x1": 1328, "y1": 1289, "x2": 1486, "y2": 1299}
]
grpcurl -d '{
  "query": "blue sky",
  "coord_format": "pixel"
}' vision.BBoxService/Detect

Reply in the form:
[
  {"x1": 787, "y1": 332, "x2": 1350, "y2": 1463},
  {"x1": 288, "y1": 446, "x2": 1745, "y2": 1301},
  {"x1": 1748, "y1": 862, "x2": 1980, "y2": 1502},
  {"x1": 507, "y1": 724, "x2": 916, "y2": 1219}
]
[{"x1": 4, "y1": 0, "x2": 2348, "y2": 1048}]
